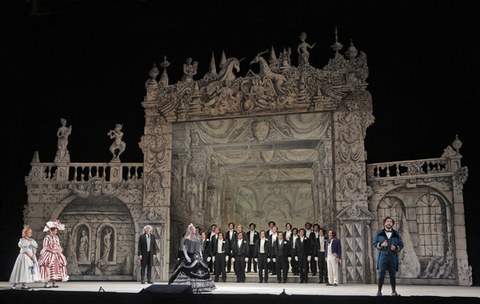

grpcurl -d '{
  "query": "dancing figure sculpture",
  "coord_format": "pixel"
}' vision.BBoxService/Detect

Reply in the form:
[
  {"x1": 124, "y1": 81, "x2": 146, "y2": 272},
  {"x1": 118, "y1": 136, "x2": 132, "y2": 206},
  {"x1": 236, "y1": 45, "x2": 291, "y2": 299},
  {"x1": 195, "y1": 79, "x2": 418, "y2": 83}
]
[{"x1": 108, "y1": 124, "x2": 126, "y2": 162}]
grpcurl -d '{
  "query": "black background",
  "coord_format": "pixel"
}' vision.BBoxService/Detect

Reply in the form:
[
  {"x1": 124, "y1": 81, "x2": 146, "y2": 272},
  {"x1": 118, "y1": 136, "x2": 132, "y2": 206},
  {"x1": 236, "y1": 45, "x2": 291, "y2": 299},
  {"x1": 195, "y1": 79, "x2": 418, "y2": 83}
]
[{"x1": 1, "y1": 0, "x2": 479, "y2": 285}]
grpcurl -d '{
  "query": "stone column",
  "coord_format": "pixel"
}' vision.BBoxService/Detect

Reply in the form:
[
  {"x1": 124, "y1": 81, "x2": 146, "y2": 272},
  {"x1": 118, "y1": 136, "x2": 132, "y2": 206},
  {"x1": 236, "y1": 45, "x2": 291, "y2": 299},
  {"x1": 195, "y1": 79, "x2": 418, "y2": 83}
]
[
  {"x1": 332, "y1": 90, "x2": 375, "y2": 283},
  {"x1": 139, "y1": 102, "x2": 172, "y2": 281},
  {"x1": 449, "y1": 154, "x2": 471, "y2": 285}
]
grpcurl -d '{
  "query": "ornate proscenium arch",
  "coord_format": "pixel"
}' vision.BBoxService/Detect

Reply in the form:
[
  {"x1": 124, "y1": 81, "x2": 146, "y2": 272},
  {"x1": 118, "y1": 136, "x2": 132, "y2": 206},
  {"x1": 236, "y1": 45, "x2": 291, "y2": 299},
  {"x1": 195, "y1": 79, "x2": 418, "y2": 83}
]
[{"x1": 140, "y1": 32, "x2": 374, "y2": 282}]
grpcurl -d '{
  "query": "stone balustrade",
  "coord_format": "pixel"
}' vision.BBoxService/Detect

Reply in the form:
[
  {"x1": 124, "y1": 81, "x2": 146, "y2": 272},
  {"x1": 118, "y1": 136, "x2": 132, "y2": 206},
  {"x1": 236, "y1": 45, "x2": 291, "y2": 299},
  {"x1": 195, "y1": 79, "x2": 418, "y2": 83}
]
[
  {"x1": 367, "y1": 158, "x2": 451, "y2": 180},
  {"x1": 26, "y1": 162, "x2": 143, "y2": 183}
]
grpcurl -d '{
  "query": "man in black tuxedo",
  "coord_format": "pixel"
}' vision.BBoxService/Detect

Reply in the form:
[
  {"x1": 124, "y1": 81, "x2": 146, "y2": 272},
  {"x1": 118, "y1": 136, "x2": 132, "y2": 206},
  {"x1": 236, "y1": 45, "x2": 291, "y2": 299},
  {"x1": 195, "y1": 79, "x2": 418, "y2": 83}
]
[
  {"x1": 314, "y1": 228, "x2": 327, "y2": 283},
  {"x1": 212, "y1": 232, "x2": 229, "y2": 282},
  {"x1": 295, "y1": 228, "x2": 311, "y2": 283},
  {"x1": 246, "y1": 223, "x2": 259, "y2": 273},
  {"x1": 138, "y1": 225, "x2": 156, "y2": 284},
  {"x1": 254, "y1": 230, "x2": 270, "y2": 283},
  {"x1": 273, "y1": 231, "x2": 291, "y2": 283},
  {"x1": 200, "y1": 231, "x2": 211, "y2": 265},
  {"x1": 290, "y1": 228, "x2": 299, "y2": 275},
  {"x1": 310, "y1": 224, "x2": 320, "y2": 276},
  {"x1": 225, "y1": 222, "x2": 237, "y2": 273},
  {"x1": 232, "y1": 231, "x2": 248, "y2": 282},
  {"x1": 268, "y1": 226, "x2": 278, "y2": 275}
]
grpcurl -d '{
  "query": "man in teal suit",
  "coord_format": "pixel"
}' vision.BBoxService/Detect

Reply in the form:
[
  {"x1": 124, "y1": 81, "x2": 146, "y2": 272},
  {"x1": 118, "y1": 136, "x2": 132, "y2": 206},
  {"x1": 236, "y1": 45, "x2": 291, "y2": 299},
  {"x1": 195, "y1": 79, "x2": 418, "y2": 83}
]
[{"x1": 373, "y1": 217, "x2": 403, "y2": 296}]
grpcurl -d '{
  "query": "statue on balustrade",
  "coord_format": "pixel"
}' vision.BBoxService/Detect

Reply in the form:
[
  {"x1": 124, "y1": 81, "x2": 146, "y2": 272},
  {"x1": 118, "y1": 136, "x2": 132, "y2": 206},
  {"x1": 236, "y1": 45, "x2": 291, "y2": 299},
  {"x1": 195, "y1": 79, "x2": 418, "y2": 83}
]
[
  {"x1": 181, "y1": 58, "x2": 198, "y2": 83},
  {"x1": 108, "y1": 124, "x2": 126, "y2": 162},
  {"x1": 297, "y1": 32, "x2": 316, "y2": 66},
  {"x1": 54, "y1": 118, "x2": 72, "y2": 163}
]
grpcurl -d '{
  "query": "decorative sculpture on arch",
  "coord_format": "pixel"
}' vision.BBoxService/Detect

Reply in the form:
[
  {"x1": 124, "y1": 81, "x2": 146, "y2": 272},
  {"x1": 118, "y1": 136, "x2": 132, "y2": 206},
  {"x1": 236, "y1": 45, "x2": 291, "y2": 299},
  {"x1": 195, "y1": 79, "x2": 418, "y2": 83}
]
[
  {"x1": 108, "y1": 124, "x2": 126, "y2": 162},
  {"x1": 54, "y1": 118, "x2": 72, "y2": 163}
]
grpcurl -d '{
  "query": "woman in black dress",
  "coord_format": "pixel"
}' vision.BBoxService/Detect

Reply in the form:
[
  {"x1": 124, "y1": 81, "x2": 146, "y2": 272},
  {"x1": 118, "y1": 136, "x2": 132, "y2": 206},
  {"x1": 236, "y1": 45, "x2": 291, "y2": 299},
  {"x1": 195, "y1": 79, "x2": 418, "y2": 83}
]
[{"x1": 168, "y1": 224, "x2": 216, "y2": 292}]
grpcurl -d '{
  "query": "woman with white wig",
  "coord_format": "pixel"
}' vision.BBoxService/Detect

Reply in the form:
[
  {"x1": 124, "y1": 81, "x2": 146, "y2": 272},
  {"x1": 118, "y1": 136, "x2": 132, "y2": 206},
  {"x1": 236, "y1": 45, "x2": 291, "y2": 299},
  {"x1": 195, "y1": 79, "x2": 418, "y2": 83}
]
[{"x1": 168, "y1": 224, "x2": 216, "y2": 292}]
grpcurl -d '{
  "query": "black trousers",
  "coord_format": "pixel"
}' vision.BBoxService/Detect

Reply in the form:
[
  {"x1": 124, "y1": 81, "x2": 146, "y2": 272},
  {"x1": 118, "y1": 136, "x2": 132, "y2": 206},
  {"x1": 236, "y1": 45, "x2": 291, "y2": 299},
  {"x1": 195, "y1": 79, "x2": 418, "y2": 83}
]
[
  {"x1": 247, "y1": 244, "x2": 257, "y2": 272},
  {"x1": 214, "y1": 253, "x2": 227, "y2": 282},
  {"x1": 275, "y1": 256, "x2": 289, "y2": 282},
  {"x1": 140, "y1": 251, "x2": 152, "y2": 281},
  {"x1": 298, "y1": 254, "x2": 309, "y2": 283},
  {"x1": 310, "y1": 254, "x2": 317, "y2": 275},
  {"x1": 257, "y1": 253, "x2": 269, "y2": 282},
  {"x1": 317, "y1": 251, "x2": 326, "y2": 282},
  {"x1": 234, "y1": 255, "x2": 246, "y2": 282},
  {"x1": 291, "y1": 251, "x2": 298, "y2": 274}
]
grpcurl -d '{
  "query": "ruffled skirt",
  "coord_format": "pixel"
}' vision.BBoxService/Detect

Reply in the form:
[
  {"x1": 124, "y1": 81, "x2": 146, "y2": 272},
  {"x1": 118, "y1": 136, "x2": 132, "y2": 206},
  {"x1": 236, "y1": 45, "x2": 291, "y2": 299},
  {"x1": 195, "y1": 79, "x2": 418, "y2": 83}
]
[
  {"x1": 169, "y1": 253, "x2": 216, "y2": 292},
  {"x1": 9, "y1": 254, "x2": 41, "y2": 284}
]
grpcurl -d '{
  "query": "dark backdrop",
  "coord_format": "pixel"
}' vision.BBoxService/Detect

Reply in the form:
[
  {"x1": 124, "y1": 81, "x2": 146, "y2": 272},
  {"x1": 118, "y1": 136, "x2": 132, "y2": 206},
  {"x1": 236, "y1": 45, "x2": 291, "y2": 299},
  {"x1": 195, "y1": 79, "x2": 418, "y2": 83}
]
[{"x1": 1, "y1": 0, "x2": 479, "y2": 285}]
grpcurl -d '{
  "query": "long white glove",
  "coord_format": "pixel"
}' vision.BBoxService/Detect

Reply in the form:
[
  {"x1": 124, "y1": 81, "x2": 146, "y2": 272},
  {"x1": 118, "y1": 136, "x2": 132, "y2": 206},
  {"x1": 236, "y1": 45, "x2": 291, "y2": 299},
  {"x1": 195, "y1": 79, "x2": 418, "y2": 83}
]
[
  {"x1": 232, "y1": 257, "x2": 235, "y2": 262},
  {"x1": 186, "y1": 255, "x2": 192, "y2": 263},
  {"x1": 267, "y1": 258, "x2": 271, "y2": 263},
  {"x1": 226, "y1": 255, "x2": 229, "y2": 261},
  {"x1": 288, "y1": 257, "x2": 291, "y2": 262},
  {"x1": 207, "y1": 257, "x2": 211, "y2": 262},
  {"x1": 307, "y1": 256, "x2": 311, "y2": 262},
  {"x1": 273, "y1": 258, "x2": 276, "y2": 263},
  {"x1": 315, "y1": 257, "x2": 318, "y2": 261},
  {"x1": 295, "y1": 256, "x2": 298, "y2": 261},
  {"x1": 254, "y1": 258, "x2": 258, "y2": 263},
  {"x1": 245, "y1": 257, "x2": 249, "y2": 262},
  {"x1": 212, "y1": 256, "x2": 215, "y2": 262}
]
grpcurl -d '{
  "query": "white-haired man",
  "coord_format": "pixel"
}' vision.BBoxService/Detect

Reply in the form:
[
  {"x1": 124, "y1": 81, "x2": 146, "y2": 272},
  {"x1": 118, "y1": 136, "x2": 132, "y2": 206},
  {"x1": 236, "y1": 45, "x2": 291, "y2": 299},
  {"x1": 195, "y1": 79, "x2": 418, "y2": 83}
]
[{"x1": 138, "y1": 225, "x2": 156, "y2": 284}]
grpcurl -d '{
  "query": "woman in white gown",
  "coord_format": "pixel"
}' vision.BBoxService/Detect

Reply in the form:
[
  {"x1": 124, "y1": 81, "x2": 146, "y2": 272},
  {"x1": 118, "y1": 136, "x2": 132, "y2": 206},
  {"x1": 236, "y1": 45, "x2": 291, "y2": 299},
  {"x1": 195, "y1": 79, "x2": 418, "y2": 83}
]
[{"x1": 9, "y1": 225, "x2": 41, "y2": 289}]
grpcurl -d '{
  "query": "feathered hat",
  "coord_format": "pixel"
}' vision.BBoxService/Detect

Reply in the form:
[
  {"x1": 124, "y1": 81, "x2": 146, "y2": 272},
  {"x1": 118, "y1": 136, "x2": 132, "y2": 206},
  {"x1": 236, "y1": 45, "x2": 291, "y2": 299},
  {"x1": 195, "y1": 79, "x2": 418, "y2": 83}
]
[{"x1": 43, "y1": 219, "x2": 65, "y2": 232}]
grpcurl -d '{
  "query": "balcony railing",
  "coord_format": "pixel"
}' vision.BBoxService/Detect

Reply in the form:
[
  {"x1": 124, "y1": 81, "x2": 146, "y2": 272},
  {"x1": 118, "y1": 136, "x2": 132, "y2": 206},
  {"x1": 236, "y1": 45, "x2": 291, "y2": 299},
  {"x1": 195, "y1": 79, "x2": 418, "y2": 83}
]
[
  {"x1": 367, "y1": 158, "x2": 451, "y2": 180},
  {"x1": 26, "y1": 162, "x2": 144, "y2": 183}
]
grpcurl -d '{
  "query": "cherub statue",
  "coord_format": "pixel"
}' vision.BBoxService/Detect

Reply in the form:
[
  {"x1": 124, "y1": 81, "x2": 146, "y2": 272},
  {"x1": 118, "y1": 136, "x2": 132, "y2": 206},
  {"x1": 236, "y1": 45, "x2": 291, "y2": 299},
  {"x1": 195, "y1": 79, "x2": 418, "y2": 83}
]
[
  {"x1": 54, "y1": 118, "x2": 72, "y2": 162},
  {"x1": 297, "y1": 32, "x2": 316, "y2": 66},
  {"x1": 107, "y1": 124, "x2": 126, "y2": 162}
]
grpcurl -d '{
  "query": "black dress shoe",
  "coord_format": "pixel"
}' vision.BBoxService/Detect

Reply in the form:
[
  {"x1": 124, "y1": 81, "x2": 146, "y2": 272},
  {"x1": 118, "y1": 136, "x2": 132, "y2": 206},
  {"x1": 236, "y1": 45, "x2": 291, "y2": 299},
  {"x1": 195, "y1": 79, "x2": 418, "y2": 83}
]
[
  {"x1": 277, "y1": 280, "x2": 281, "y2": 283},
  {"x1": 141, "y1": 281, "x2": 146, "y2": 284},
  {"x1": 333, "y1": 283, "x2": 338, "y2": 286},
  {"x1": 148, "y1": 281, "x2": 153, "y2": 284},
  {"x1": 326, "y1": 283, "x2": 332, "y2": 286},
  {"x1": 376, "y1": 291, "x2": 382, "y2": 296},
  {"x1": 391, "y1": 292, "x2": 400, "y2": 297},
  {"x1": 259, "y1": 280, "x2": 263, "y2": 283}
]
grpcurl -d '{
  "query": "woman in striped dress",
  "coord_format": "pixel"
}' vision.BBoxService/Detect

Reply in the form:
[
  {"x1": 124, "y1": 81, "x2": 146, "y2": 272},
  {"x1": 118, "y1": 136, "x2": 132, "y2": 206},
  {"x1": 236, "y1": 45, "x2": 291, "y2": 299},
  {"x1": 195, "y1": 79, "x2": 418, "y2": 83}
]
[{"x1": 38, "y1": 220, "x2": 68, "y2": 288}]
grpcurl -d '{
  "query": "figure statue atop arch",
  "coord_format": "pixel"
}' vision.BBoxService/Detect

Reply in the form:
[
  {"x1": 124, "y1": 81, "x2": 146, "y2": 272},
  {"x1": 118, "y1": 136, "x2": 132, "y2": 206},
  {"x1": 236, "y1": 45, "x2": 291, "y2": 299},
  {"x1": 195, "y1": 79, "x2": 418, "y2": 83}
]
[
  {"x1": 181, "y1": 58, "x2": 198, "y2": 83},
  {"x1": 108, "y1": 124, "x2": 126, "y2": 162},
  {"x1": 297, "y1": 32, "x2": 316, "y2": 66},
  {"x1": 54, "y1": 118, "x2": 72, "y2": 163}
]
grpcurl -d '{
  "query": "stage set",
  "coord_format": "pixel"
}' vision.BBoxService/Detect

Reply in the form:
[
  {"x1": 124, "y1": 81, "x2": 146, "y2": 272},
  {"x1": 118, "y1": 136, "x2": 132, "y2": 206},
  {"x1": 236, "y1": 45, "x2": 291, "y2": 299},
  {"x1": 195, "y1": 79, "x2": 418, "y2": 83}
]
[{"x1": 13, "y1": 30, "x2": 474, "y2": 303}]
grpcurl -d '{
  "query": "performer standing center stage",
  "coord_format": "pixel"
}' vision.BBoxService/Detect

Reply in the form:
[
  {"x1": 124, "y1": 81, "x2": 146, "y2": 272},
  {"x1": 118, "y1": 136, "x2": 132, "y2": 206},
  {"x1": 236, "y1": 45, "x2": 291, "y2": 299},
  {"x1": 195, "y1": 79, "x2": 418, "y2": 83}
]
[
  {"x1": 373, "y1": 217, "x2": 403, "y2": 297},
  {"x1": 169, "y1": 224, "x2": 216, "y2": 292}
]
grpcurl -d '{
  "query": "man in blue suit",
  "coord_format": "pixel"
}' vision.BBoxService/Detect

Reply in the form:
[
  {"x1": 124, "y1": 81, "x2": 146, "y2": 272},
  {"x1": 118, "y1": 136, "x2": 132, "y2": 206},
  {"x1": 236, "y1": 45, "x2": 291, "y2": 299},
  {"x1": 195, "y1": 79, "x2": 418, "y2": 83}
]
[
  {"x1": 325, "y1": 229, "x2": 341, "y2": 286},
  {"x1": 373, "y1": 217, "x2": 404, "y2": 297}
]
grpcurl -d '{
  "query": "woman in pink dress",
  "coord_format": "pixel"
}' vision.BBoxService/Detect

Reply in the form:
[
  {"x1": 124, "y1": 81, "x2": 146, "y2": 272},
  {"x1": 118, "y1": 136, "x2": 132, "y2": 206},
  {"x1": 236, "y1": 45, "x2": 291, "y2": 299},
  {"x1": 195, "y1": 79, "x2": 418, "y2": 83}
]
[{"x1": 38, "y1": 220, "x2": 68, "y2": 288}]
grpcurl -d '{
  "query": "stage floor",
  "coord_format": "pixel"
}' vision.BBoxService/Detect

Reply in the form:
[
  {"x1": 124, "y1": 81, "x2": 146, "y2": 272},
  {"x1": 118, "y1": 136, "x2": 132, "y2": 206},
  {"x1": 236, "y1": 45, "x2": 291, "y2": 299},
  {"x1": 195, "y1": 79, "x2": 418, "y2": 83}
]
[{"x1": 1, "y1": 281, "x2": 479, "y2": 298}]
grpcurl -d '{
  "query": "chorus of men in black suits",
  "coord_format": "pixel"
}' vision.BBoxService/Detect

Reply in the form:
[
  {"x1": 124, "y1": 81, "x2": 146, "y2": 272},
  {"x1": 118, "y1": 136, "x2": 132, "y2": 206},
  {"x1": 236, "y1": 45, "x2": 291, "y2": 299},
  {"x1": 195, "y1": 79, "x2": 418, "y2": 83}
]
[{"x1": 196, "y1": 221, "x2": 339, "y2": 284}]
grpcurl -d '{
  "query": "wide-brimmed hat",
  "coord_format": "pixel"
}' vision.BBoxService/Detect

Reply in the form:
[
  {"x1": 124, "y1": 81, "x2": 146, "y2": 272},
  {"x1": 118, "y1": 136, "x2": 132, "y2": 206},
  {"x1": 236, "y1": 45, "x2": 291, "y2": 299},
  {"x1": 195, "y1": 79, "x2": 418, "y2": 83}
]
[{"x1": 43, "y1": 219, "x2": 65, "y2": 232}]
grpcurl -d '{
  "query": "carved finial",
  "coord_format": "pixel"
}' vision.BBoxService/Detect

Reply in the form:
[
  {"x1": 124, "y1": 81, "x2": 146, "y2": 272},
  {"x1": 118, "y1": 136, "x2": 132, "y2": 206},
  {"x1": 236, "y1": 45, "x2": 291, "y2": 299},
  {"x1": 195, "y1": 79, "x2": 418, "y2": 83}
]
[
  {"x1": 452, "y1": 134, "x2": 462, "y2": 152},
  {"x1": 331, "y1": 26, "x2": 343, "y2": 53},
  {"x1": 345, "y1": 39, "x2": 358, "y2": 59},
  {"x1": 31, "y1": 151, "x2": 40, "y2": 163},
  {"x1": 149, "y1": 63, "x2": 159, "y2": 80},
  {"x1": 159, "y1": 55, "x2": 171, "y2": 86},
  {"x1": 219, "y1": 50, "x2": 227, "y2": 68},
  {"x1": 268, "y1": 45, "x2": 278, "y2": 64},
  {"x1": 209, "y1": 52, "x2": 217, "y2": 76}
]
